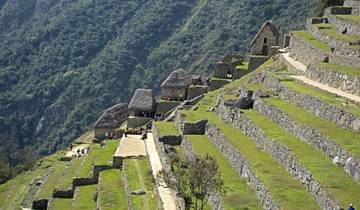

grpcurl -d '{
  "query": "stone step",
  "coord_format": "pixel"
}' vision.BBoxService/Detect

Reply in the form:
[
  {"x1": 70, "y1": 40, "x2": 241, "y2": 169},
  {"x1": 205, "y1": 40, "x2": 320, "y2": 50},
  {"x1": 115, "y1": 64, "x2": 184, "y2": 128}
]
[
  {"x1": 327, "y1": 14, "x2": 360, "y2": 36},
  {"x1": 344, "y1": 0, "x2": 360, "y2": 15},
  {"x1": 306, "y1": 63, "x2": 360, "y2": 97},
  {"x1": 256, "y1": 96, "x2": 360, "y2": 185},
  {"x1": 217, "y1": 99, "x2": 360, "y2": 209},
  {"x1": 288, "y1": 31, "x2": 331, "y2": 66},
  {"x1": 305, "y1": 21, "x2": 360, "y2": 48},
  {"x1": 264, "y1": 70, "x2": 360, "y2": 132},
  {"x1": 180, "y1": 110, "x2": 320, "y2": 209}
]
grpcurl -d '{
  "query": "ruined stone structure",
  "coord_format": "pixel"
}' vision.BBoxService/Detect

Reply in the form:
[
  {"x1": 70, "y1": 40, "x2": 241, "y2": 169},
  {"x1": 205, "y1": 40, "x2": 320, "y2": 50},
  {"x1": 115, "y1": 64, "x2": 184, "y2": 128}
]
[
  {"x1": 161, "y1": 69, "x2": 192, "y2": 101},
  {"x1": 93, "y1": 103, "x2": 128, "y2": 138},
  {"x1": 250, "y1": 21, "x2": 280, "y2": 56},
  {"x1": 128, "y1": 89, "x2": 156, "y2": 128}
]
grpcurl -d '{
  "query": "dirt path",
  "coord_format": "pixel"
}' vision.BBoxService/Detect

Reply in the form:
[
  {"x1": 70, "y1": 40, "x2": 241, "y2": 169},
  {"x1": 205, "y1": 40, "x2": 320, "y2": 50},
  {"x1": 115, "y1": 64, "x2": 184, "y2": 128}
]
[
  {"x1": 134, "y1": 160, "x2": 150, "y2": 210},
  {"x1": 291, "y1": 75, "x2": 360, "y2": 103},
  {"x1": 144, "y1": 133, "x2": 177, "y2": 210},
  {"x1": 280, "y1": 52, "x2": 307, "y2": 72}
]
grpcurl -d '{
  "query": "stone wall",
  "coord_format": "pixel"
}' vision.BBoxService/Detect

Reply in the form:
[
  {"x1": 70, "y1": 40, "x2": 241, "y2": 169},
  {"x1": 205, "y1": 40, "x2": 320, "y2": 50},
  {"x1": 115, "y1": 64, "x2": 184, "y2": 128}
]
[
  {"x1": 182, "y1": 119, "x2": 208, "y2": 135},
  {"x1": 210, "y1": 79, "x2": 230, "y2": 91},
  {"x1": 161, "y1": 87, "x2": 187, "y2": 101},
  {"x1": 32, "y1": 199, "x2": 48, "y2": 210},
  {"x1": 73, "y1": 177, "x2": 96, "y2": 186},
  {"x1": 306, "y1": 22, "x2": 351, "y2": 48},
  {"x1": 187, "y1": 86, "x2": 208, "y2": 100},
  {"x1": 344, "y1": 0, "x2": 360, "y2": 15},
  {"x1": 122, "y1": 163, "x2": 134, "y2": 210},
  {"x1": 248, "y1": 55, "x2": 268, "y2": 71},
  {"x1": 93, "y1": 165, "x2": 113, "y2": 181},
  {"x1": 331, "y1": 47, "x2": 360, "y2": 68},
  {"x1": 53, "y1": 187, "x2": 74, "y2": 198},
  {"x1": 156, "y1": 101, "x2": 181, "y2": 114},
  {"x1": 253, "y1": 98, "x2": 360, "y2": 184},
  {"x1": 214, "y1": 62, "x2": 232, "y2": 79},
  {"x1": 306, "y1": 64, "x2": 360, "y2": 97},
  {"x1": 216, "y1": 102, "x2": 339, "y2": 209},
  {"x1": 289, "y1": 33, "x2": 329, "y2": 66},
  {"x1": 328, "y1": 15, "x2": 360, "y2": 36},
  {"x1": 128, "y1": 116, "x2": 152, "y2": 128},
  {"x1": 324, "y1": 6, "x2": 352, "y2": 17},
  {"x1": 202, "y1": 124, "x2": 278, "y2": 210}
]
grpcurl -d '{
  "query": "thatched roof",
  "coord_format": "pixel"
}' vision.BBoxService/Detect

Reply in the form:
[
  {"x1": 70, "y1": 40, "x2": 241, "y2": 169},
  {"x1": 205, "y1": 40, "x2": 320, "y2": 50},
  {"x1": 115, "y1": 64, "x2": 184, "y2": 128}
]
[
  {"x1": 128, "y1": 89, "x2": 156, "y2": 112},
  {"x1": 94, "y1": 103, "x2": 128, "y2": 129},
  {"x1": 250, "y1": 21, "x2": 280, "y2": 46},
  {"x1": 161, "y1": 69, "x2": 192, "y2": 88}
]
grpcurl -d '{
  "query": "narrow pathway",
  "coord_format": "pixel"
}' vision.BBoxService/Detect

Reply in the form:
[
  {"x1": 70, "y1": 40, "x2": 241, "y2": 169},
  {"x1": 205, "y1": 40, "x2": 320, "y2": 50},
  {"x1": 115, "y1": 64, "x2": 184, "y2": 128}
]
[
  {"x1": 291, "y1": 75, "x2": 360, "y2": 103},
  {"x1": 144, "y1": 133, "x2": 177, "y2": 210},
  {"x1": 280, "y1": 52, "x2": 307, "y2": 72}
]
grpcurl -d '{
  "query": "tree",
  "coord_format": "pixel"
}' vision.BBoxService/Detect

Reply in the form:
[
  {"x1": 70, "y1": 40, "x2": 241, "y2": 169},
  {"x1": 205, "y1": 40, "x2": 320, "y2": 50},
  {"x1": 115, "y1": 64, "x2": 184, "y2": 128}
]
[
  {"x1": 164, "y1": 152, "x2": 225, "y2": 210},
  {"x1": 315, "y1": 0, "x2": 344, "y2": 15}
]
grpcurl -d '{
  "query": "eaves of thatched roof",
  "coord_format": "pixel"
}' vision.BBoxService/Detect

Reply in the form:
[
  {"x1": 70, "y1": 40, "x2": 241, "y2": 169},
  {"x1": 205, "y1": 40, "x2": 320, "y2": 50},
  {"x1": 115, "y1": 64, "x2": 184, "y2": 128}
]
[
  {"x1": 128, "y1": 89, "x2": 156, "y2": 112},
  {"x1": 161, "y1": 69, "x2": 192, "y2": 88},
  {"x1": 94, "y1": 103, "x2": 128, "y2": 129}
]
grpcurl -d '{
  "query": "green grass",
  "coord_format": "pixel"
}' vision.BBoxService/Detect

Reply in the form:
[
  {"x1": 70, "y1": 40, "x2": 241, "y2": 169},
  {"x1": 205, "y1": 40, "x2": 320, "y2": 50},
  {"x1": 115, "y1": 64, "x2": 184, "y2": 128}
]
[
  {"x1": 95, "y1": 140, "x2": 119, "y2": 166},
  {"x1": 187, "y1": 135, "x2": 262, "y2": 210},
  {"x1": 211, "y1": 77, "x2": 232, "y2": 82},
  {"x1": 56, "y1": 156, "x2": 85, "y2": 190},
  {"x1": 76, "y1": 144, "x2": 101, "y2": 178},
  {"x1": 182, "y1": 100, "x2": 319, "y2": 209},
  {"x1": 97, "y1": 169, "x2": 128, "y2": 210},
  {"x1": 73, "y1": 185, "x2": 97, "y2": 210},
  {"x1": 266, "y1": 97, "x2": 360, "y2": 161},
  {"x1": 337, "y1": 14, "x2": 360, "y2": 23},
  {"x1": 124, "y1": 159, "x2": 159, "y2": 210},
  {"x1": 50, "y1": 198, "x2": 72, "y2": 210},
  {"x1": 154, "y1": 121, "x2": 179, "y2": 136},
  {"x1": 235, "y1": 62, "x2": 249, "y2": 71},
  {"x1": 313, "y1": 23, "x2": 360, "y2": 43},
  {"x1": 243, "y1": 109, "x2": 360, "y2": 208},
  {"x1": 294, "y1": 31, "x2": 332, "y2": 53},
  {"x1": 318, "y1": 62, "x2": 360, "y2": 77},
  {"x1": 281, "y1": 79, "x2": 360, "y2": 117}
]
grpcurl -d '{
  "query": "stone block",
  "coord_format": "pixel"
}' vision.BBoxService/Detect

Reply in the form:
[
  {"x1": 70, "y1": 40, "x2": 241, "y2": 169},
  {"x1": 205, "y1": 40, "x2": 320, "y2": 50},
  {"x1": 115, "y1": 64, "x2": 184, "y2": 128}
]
[
  {"x1": 187, "y1": 86, "x2": 208, "y2": 100},
  {"x1": 127, "y1": 116, "x2": 152, "y2": 128},
  {"x1": 156, "y1": 101, "x2": 181, "y2": 114},
  {"x1": 209, "y1": 78, "x2": 230, "y2": 91},
  {"x1": 248, "y1": 55, "x2": 269, "y2": 71}
]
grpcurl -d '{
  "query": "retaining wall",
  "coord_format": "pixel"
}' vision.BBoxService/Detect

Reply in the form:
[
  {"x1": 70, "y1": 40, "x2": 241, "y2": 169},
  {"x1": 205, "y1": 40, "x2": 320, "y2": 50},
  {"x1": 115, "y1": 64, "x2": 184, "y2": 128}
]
[
  {"x1": 344, "y1": 0, "x2": 360, "y2": 15},
  {"x1": 328, "y1": 15, "x2": 360, "y2": 36}
]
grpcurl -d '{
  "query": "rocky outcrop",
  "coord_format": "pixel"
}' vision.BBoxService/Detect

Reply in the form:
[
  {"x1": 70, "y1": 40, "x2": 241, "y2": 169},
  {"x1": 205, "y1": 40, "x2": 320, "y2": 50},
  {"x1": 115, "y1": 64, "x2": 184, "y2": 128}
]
[
  {"x1": 254, "y1": 98, "x2": 360, "y2": 184},
  {"x1": 217, "y1": 101, "x2": 339, "y2": 209}
]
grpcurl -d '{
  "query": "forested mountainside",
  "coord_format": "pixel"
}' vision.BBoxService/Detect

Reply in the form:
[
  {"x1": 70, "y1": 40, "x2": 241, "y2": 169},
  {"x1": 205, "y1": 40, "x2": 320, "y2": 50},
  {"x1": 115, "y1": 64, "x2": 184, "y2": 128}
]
[{"x1": 0, "y1": 0, "x2": 317, "y2": 182}]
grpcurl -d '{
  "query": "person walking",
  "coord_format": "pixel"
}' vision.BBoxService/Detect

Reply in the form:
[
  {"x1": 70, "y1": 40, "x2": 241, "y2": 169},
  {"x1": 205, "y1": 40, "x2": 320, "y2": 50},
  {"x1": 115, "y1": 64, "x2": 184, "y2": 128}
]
[{"x1": 349, "y1": 204, "x2": 355, "y2": 210}]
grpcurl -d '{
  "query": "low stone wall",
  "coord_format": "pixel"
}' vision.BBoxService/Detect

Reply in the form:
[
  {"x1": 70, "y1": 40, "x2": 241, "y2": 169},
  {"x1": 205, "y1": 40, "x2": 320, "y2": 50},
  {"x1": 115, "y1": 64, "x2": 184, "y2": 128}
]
[
  {"x1": 113, "y1": 156, "x2": 123, "y2": 169},
  {"x1": 187, "y1": 86, "x2": 207, "y2": 100},
  {"x1": 32, "y1": 199, "x2": 48, "y2": 210},
  {"x1": 289, "y1": 33, "x2": 329, "y2": 66},
  {"x1": 156, "y1": 101, "x2": 181, "y2": 114},
  {"x1": 128, "y1": 117, "x2": 152, "y2": 128},
  {"x1": 344, "y1": 0, "x2": 360, "y2": 15},
  {"x1": 203, "y1": 124, "x2": 278, "y2": 210},
  {"x1": 254, "y1": 98, "x2": 360, "y2": 184},
  {"x1": 328, "y1": 15, "x2": 360, "y2": 36},
  {"x1": 248, "y1": 55, "x2": 268, "y2": 71},
  {"x1": 181, "y1": 136, "x2": 224, "y2": 210},
  {"x1": 93, "y1": 165, "x2": 113, "y2": 181},
  {"x1": 306, "y1": 22, "x2": 351, "y2": 47},
  {"x1": 210, "y1": 79, "x2": 230, "y2": 91},
  {"x1": 324, "y1": 6, "x2": 352, "y2": 17},
  {"x1": 73, "y1": 177, "x2": 96, "y2": 186},
  {"x1": 182, "y1": 119, "x2": 208, "y2": 135},
  {"x1": 53, "y1": 187, "x2": 74, "y2": 198},
  {"x1": 331, "y1": 47, "x2": 360, "y2": 68},
  {"x1": 216, "y1": 102, "x2": 339, "y2": 209},
  {"x1": 306, "y1": 64, "x2": 360, "y2": 97}
]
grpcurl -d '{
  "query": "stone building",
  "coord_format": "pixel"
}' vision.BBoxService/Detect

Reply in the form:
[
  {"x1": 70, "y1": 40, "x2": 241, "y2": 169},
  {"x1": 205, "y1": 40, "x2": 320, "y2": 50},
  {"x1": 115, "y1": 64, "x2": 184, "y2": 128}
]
[
  {"x1": 128, "y1": 89, "x2": 156, "y2": 128},
  {"x1": 250, "y1": 21, "x2": 280, "y2": 56},
  {"x1": 161, "y1": 69, "x2": 192, "y2": 101},
  {"x1": 213, "y1": 54, "x2": 244, "y2": 79},
  {"x1": 93, "y1": 103, "x2": 128, "y2": 138}
]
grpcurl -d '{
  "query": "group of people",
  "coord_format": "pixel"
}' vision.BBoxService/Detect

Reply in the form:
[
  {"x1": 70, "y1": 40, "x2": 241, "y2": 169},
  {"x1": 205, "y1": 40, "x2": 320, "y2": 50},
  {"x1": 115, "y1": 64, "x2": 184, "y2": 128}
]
[
  {"x1": 69, "y1": 144, "x2": 89, "y2": 157},
  {"x1": 192, "y1": 77, "x2": 210, "y2": 86}
]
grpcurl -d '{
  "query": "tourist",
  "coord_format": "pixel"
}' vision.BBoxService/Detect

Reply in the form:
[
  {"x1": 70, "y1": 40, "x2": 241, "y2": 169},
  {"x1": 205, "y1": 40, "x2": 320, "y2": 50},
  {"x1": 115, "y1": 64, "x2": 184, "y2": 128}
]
[
  {"x1": 349, "y1": 204, "x2": 355, "y2": 210},
  {"x1": 69, "y1": 144, "x2": 73, "y2": 151}
]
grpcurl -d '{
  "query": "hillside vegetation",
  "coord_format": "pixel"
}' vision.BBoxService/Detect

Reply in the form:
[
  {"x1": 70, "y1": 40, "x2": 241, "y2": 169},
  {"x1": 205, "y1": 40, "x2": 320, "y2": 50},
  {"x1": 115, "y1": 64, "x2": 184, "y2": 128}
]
[{"x1": 0, "y1": 0, "x2": 317, "y2": 182}]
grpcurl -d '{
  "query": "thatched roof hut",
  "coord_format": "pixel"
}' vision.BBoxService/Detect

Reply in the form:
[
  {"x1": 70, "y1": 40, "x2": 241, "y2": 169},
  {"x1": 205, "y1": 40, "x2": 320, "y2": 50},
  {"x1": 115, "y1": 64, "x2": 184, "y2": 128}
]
[
  {"x1": 128, "y1": 89, "x2": 156, "y2": 113},
  {"x1": 94, "y1": 103, "x2": 128, "y2": 129},
  {"x1": 161, "y1": 69, "x2": 192, "y2": 88}
]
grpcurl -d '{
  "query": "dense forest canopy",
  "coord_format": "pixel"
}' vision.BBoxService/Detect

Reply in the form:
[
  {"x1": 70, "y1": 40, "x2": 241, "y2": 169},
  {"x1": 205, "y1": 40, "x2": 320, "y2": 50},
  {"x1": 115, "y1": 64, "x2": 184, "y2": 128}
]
[{"x1": 0, "y1": 0, "x2": 318, "y2": 183}]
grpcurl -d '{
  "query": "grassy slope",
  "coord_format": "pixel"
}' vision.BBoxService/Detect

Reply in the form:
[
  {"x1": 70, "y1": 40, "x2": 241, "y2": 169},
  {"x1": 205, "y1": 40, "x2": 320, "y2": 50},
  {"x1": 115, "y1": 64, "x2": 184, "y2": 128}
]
[
  {"x1": 281, "y1": 79, "x2": 360, "y2": 117},
  {"x1": 95, "y1": 140, "x2": 119, "y2": 166},
  {"x1": 50, "y1": 198, "x2": 72, "y2": 210},
  {"x1": 182, "y1": 95, "x2": 319, "y2": 209},
  {"x1": 76, "y1": 144, "x2": 101, "y2": 178},
  {"x1": 98, "y1": 169, "x2": 128, "y2": 210},
  {"x1": 56, "y1": 156, "x2": 86, "y2": 190},
  {"x1": 154, "y1": 121, "x2": 180, "y2": 136},
  {"x1": 244, "y1": 109, "x2": 360, "y2": 207},
  {"x1": 266, "y1": 97, "x2": 360, "y2": 161},
  {"x1": 313, "y1": 23, "x2": 360, "y2": 43},
  {"x1": 124, "y1": 159, "x2": 159, "y2": 210},
  {"x1": 318, "y1": 62, "x2": 360, "y2": 77},
  {"x1": 187, "y1": 135, "x2": 262, "y2": 210},
  {"x1": 337, "y1": 14, "x2": 360, "y2": 22},
  {"x1": 73, "y1": 185, "x2": 97, "y2": 210}
]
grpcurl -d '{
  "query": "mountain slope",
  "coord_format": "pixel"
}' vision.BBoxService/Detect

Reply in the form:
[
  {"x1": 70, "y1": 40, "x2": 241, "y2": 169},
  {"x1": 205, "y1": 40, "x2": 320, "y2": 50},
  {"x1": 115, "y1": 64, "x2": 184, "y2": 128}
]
[{"x1": 0, "y1": 0, "x2": 316, "y2": 182}]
